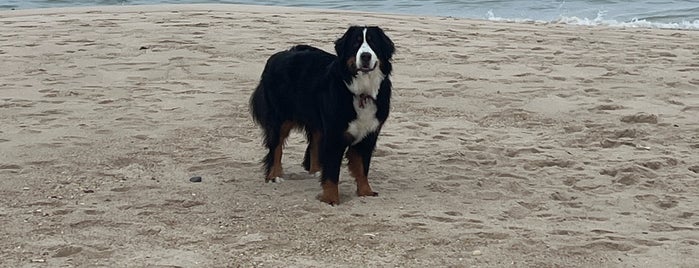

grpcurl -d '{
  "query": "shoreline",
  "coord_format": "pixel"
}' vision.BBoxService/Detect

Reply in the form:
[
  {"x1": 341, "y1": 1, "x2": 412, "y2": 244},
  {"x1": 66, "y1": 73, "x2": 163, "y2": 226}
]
[
  {"x1": 1, "y1": 4, "x2": 698, "y2": 267},
  {"x1": 0, "y1": 4, "x2": 401, "y2": 17},
  {"x1": 2, "y1": 4, "x2": 698, "y2": 31}
]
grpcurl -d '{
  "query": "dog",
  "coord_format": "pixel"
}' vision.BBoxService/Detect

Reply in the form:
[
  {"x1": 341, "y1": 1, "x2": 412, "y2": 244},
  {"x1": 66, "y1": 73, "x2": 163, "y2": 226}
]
[{"x1": 249, "y1": 26, "x2": 395, "y2": 205}]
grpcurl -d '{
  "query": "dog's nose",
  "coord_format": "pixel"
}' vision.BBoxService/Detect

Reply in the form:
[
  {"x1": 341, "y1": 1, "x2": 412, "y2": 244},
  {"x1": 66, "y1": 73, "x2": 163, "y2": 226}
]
[{"x1": 360, "y1": 52, "x2": 372, "y2": 63}]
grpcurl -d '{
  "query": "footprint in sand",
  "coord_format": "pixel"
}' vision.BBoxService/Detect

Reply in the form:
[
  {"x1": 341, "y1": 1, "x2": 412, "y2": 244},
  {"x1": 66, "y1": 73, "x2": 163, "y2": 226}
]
[
  {"x1": 620, "y1": 113, "x2": 658, "y2": 124},
  {"x1": 635, "y1": 194, "x2": 679, "y2": 210},
  {"x1": 0, "y1": 164, "x2": 22, "y2": 171},
  {"x1": 582, "y1": 241, "x2": 635, "y2": 252},
  {"x1": 690, "y1": 165, "x2": 699, "y2": 174},
  {"x1": 601, "y1": 164, "x2": 657, "y2": 178},
  {"x1": 53, "y1": 246, "x2": 83, "y2": 257},
  {"x1": 590, "y1": 104, "x2": 626, "y2": 111},
  {"x1": 83, "y1": 210, "x2": 106, "y2": 215}
]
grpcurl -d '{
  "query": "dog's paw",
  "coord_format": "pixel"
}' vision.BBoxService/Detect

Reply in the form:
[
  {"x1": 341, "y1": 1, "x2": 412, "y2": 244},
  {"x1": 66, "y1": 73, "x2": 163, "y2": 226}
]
[
  {"x1": 318, "y1": 193, "x2": 339, "y2": 206},
  {"x1": 312, "y1": 171, "x2": 321, "y2": 178},
  {"x1": 265, "y1": 177, "x2": 285, "y2": 183},
  {"x1": 357, "y1": 190, "x2": 378, "y2": 197},
  {"x1": 319, "y1": 181, "x2": 339, "y2": 205}
]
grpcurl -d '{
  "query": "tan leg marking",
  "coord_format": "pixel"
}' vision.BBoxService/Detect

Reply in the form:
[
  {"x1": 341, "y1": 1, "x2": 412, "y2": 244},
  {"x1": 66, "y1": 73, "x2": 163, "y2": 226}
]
[
  {"x1": 319, "y1": 180, "x2": 339, "y2": 205},
  {"x1": 309, "y1": 130, "x2": 322, "y2": 174},
  {"x1": 266, "y1": 121, "x2": 295, "y2": 181},
  {"x1": 346, "y1": 148, "x2": 377, "y2": 197}
]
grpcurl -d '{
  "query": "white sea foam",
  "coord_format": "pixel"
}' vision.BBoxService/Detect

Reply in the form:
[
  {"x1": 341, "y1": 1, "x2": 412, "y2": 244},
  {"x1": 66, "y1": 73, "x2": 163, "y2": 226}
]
[
  {"x1": 486, "y1": 9, "x2": 699, "y2": 30},
  {"x1": 555, "y1": 16, "x2": 699, "y2": 30}
]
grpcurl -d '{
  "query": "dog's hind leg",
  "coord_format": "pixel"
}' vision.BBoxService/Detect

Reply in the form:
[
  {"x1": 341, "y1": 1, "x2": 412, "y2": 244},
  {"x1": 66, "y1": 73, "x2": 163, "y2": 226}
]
[
  {"x1": 302, "y1": 130, "x2": 322, "y2": 177},
  {"x1": 264, "y1": 121, "x2": 294, "y2": 183}
]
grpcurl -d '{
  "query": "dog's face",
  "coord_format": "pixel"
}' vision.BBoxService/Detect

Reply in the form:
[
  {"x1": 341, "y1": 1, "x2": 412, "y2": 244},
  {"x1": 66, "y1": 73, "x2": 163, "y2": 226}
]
[{"x1": 335, "y1": 26, "x2": 394, "y2": 76}]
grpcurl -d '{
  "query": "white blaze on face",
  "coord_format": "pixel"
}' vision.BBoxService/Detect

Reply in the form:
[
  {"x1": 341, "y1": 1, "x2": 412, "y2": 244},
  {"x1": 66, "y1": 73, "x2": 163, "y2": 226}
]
[{"x1": 356, "y1": 28, "x2": 378, "y2": 72}]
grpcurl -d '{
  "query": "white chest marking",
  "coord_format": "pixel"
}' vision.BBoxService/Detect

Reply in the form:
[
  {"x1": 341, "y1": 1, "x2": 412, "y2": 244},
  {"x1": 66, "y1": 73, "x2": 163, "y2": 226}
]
[{"x1": 347, "y1": 96, "x2": 379, "y2": 145}]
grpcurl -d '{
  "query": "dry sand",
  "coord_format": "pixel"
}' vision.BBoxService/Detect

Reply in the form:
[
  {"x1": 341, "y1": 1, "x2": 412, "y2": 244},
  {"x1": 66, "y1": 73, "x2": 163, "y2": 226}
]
[{"x1": 1, "y1": 4, "x2": 698, "y2": 267}]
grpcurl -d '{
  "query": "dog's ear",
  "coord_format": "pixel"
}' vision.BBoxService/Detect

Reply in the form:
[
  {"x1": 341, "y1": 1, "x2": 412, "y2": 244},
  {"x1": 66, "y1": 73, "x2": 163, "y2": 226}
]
[
  {"x1": 334, "y1": 28, "x2": 351, "y2": 58},
  {"x1": 375, "y1": 27, "x2": 395, "y2": 59}
]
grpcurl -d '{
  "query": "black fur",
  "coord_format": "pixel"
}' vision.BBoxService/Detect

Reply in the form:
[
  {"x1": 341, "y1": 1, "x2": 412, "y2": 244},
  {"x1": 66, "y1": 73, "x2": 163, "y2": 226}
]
[{"x1": 250, "y1": 26, "x2": 394, "y2": 202}]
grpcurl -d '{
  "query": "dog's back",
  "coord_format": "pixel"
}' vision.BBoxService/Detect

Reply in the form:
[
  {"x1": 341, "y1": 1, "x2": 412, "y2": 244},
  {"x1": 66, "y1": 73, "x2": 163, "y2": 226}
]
[{"x1": 250, "y1": 45, "x2": 335, "y2": 127}]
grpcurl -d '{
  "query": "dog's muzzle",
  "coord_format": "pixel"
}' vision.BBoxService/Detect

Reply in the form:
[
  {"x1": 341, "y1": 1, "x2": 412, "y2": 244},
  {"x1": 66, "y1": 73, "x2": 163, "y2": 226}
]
[{"x1": 358, "y1": 52, "x2": 376, "y2": 73}]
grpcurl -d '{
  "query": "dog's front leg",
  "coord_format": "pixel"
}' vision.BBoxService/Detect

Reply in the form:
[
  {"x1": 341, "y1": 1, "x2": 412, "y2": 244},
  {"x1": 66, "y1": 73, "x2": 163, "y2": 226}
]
[{"x1": 317, "y1": 133, "x2": 348, "y2": 205}]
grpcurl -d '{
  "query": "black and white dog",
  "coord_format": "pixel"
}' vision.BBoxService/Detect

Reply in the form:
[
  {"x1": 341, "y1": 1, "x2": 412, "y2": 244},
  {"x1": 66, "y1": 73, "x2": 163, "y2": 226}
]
[{"x1": 250, "y1": 26, "x2": 395, "y2": 205}]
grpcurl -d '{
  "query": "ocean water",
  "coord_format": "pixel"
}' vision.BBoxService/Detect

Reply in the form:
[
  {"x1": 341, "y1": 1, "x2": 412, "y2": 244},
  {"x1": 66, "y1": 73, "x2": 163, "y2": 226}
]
[{"x1": 1, "y1": 0, "x2": 698, "y2": 30}]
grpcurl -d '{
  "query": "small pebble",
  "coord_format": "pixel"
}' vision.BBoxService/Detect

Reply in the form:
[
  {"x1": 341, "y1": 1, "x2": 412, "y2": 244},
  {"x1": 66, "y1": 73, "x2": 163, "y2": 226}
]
[
  {"x1": 472, "y1": 250, "x2": 482, "y2": 256},
  {"x1": 189, "y1": 176, "x2": 202, "y2": 183}
]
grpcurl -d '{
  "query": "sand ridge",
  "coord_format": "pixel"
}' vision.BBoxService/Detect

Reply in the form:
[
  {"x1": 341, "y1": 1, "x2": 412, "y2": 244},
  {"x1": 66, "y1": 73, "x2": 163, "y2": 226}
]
[{"x1": 1, "y1": 4, "x2": 698, "y2": 267}]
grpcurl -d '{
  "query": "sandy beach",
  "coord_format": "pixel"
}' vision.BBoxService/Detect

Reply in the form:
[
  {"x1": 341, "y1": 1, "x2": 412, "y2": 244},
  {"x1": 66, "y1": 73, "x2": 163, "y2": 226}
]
[{"x1": 1, "y1": 4, "x2": 698, "y2": 267}]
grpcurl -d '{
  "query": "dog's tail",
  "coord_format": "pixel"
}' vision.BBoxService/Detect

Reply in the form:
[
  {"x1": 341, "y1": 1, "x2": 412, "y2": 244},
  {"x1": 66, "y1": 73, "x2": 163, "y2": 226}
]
[
  {"x1": 249, "y1": 82, "x2": 267, "y2": 126},
  {"x1": 250, "y1": 49, "x2": 289, "y2": 128}
]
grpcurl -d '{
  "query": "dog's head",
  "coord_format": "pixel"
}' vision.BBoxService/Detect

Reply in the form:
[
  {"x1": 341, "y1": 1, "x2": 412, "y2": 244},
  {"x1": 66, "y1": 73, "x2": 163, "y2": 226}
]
[{"x1": 335, "y1": 26, "x2": 394, "y2": 76}]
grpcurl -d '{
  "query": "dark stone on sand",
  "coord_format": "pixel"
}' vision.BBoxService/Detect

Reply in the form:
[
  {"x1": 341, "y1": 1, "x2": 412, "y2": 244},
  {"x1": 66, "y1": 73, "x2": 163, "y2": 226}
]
[{"x1": 189, "y1": 176, "x2": 202, "y2": 183}]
